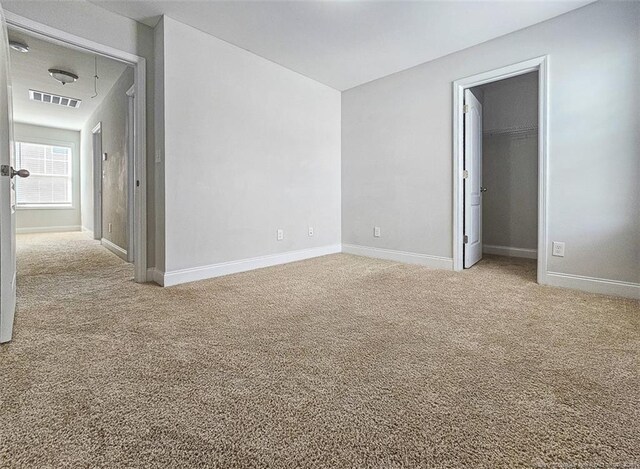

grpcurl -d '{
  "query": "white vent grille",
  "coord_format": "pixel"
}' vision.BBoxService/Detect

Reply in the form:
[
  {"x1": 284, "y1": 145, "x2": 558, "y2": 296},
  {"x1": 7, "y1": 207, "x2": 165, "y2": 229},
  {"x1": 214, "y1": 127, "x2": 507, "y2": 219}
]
[{"x1": 29, "y1": 89, "x2": 81, "y2": 108}]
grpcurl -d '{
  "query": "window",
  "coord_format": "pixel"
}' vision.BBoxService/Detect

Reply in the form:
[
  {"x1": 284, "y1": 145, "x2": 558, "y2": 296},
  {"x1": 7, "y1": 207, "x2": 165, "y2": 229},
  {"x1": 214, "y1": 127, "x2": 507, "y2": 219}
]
[{"x1": 15, "y1": 142, "x2": 72, "y2": 207}]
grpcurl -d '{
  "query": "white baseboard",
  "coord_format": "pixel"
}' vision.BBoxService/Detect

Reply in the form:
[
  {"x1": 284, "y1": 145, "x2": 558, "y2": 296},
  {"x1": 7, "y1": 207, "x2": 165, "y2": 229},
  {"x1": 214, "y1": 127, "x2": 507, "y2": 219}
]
[
  {"x1": 162, "y1": 244, "x2": 342, "y2": 287},
  {"x1": 546, "y1": 271, "x2": 639, "y2": 300},
  {"x1": 342, "y1": 244, "x2": 453, "y2": 270},
  {"x1": 101, "y1": 238, "x2": 128, "y2": 261},
  {"x1": 147, "y1": 242, "x2": 638, "y2": 300},
  {"x1": 81, "y1": 226, "x2": 94, "y2": 238},
  {"x1": 146, "y1": 267, "x2": 164, "y2": 286},
  {"x1": 17, "y1": 225, "x2": 81, "y2": 234},
  {"x1": 483, "y1": 244, "x2": 537, "y2": 259}
]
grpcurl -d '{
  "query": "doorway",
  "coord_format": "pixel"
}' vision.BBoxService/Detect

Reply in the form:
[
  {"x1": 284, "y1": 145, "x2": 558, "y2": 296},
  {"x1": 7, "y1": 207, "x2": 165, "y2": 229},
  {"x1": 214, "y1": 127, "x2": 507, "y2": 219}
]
[
  {"x1": 5, "y1": 11, "x2": 147, "y2": 282},
  {"x1": 8, "y1": 28, "x2": 134, "y2": 265},
  {"x1": 452, "y1": 57, "x2": 548, "y2": 284},
  {"x1": 471, "y1": 72, "x2": 539, "y2": 265}
]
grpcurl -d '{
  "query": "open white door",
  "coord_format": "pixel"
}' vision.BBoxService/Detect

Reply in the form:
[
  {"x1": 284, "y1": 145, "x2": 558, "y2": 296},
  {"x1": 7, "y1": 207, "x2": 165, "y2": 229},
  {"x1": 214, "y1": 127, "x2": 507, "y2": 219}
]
[
  {"x1": 0, "y1": 3, "x2": 17, "y2": 343},
  {"x1": 463, "y1": 89, "x2": 483, "y2": 268}
]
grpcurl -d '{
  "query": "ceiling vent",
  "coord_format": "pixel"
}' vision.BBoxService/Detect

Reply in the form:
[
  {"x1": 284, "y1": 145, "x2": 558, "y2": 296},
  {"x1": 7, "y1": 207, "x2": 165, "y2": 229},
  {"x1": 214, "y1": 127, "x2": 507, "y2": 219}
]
[{"x1": 29, "y1": 89, "x2": 81, "y2": 109}]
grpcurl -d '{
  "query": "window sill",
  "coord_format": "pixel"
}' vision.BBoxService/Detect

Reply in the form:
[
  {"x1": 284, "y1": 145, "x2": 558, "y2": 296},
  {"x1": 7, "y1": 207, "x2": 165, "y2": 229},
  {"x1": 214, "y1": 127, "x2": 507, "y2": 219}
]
[{"x1": 17, "y1": 205, "x2": 75, "y2": 211}]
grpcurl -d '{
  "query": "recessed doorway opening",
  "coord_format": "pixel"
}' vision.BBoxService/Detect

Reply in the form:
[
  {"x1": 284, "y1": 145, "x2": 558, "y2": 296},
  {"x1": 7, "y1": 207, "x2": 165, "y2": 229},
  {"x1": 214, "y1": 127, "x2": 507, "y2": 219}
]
[
  {"x1": 452, "y1": 57, "x2": 549, "y2": 284},
  {"x1": 5, "y1": 12, "x2": 147, "y2": 283}
]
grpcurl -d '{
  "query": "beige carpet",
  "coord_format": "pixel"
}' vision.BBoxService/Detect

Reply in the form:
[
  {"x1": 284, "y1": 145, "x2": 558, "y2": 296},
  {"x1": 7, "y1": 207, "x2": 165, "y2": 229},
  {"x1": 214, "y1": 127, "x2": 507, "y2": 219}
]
[{"x1": 0, "y1": 232, "x2": 638, "y2": 468}]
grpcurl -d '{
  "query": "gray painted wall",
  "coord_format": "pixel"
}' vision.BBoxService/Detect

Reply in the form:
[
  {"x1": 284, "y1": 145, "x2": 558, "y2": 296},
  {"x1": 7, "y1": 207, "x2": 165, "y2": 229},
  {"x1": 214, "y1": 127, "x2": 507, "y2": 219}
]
[
  {"x1": 477, "y1": 73, "x2": 538, "y2": 252},
  {"x1": 481, "y1": 72, "x2": 538, "y2": 133},
  {"x1": 342, "y1": 1, "x2": 640, "y2": 284},
  {"x1": 160, "y1": 16, "x2": 341, "y2": 273},
  {"x1": 482, "y1": 135, "x2": 538, "y2": 251},
  {"x1": 14, "y1": 123, "x2": 80, "y2": 232},
  {"x1": 81, "y1": 67, "x2": 134, "y2": 253}
]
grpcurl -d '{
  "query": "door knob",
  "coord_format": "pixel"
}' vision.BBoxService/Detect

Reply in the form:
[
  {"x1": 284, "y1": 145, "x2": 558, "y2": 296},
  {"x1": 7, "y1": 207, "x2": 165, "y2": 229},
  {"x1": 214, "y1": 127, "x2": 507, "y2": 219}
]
[
  {"x1": 480, "y1": 186, "x2": 487, "y2": 193},
  {"x1": 12, "y1": 168, "x2": 30, "y2": 178},
  {"x1": 1, "y1": 165, "x2": 30, "y2": 178}
]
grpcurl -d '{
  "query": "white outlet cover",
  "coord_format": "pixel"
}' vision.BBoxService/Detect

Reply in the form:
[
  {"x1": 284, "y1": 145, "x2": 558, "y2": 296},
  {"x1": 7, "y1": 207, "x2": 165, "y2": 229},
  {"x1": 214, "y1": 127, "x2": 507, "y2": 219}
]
[
  {"x1": 308, "y1": 227, "x2": 314, "y2": 236},
  {"x1": 277, "y1": 229, "x2": 284, "y2": 241},
  {"x1": 552, "y1": 241, "x2": 565, "y2": 257},
  {"x1": 374, "y1": 226, "x2": 381, "y2": 238}
]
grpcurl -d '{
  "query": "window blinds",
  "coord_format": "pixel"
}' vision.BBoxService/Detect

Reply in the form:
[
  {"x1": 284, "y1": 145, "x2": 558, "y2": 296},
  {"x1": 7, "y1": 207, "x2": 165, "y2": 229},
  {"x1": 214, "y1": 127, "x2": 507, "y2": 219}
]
[{"x1": 15, "y1": 142, "x2": 72, "y2": 206}]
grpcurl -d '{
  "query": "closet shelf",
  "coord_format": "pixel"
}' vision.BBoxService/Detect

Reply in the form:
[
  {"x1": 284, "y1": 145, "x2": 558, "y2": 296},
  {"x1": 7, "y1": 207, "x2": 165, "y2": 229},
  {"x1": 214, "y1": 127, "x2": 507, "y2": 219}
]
[{"x1": 483, "y1": 124, "x2": 538, "y2": 136}]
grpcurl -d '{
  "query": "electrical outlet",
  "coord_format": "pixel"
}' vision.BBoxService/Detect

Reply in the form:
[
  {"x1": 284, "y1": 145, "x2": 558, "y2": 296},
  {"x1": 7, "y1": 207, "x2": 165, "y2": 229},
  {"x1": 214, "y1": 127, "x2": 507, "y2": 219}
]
[
  {"x1": 374, "y1": 226, "x2": 381, "y2": 238},
  {"x1": 108, "y1": 223, "x2": 112, "y2": 233},
  {"x1": 155, "y1": 150, "x2": 162, "y2": 164},
  {"x1": 308, "y1": 226, "x2": 314, "y2": 237},
  {"x1": 277, "y1": 229, "x2": 284, "y2": 241},
  {"x1": 552, "y1": 241, "x2": 565, "y2": 257}
]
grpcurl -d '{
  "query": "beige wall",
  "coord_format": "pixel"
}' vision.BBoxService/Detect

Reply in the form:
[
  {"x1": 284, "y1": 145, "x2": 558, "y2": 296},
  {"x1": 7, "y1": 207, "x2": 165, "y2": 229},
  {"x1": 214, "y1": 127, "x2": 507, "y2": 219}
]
[
  {"x1": 14, "y1": 123, "x2": 81, "y2": 232},
  {"x1": 81, "y1": 67, "x2": 134, "y2": 254}
]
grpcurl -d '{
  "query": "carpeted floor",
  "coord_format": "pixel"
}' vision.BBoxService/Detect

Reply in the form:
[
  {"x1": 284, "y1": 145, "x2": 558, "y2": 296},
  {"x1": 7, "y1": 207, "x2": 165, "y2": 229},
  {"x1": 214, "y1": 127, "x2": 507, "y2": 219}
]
[{"x1": 0, "y1": 232, "x2": 638, "y2": 468}]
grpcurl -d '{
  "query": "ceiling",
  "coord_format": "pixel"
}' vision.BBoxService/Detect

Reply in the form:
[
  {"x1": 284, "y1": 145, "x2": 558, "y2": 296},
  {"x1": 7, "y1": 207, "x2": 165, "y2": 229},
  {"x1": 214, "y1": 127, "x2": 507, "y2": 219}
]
[
  {"x1": 92, "y1": 0, "x2": 592, "y2": 91},
  {"x1": 8, "y1": 29, "x2": 129, "y2": 130}
]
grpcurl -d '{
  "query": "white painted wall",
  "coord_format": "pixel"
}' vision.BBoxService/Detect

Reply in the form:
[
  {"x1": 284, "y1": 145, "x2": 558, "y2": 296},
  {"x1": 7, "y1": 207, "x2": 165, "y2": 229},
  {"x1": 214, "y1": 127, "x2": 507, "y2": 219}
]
[
  {"x1": 153, "y1": 18, "x2": 166, "y2": 274},
  {"x1": 159, "y1": 17, "x2": 341, "y2": 277},
  {"x1": 478, "y1": 73, "x2": 538, "y2": 253},
  {"x1": 13, "y1": 123, "x2": 81, "y2": 233},
  {"x1": 2, "y1": 0, "x2": 158, "y2": 268},
  {"x1": 342, "y1": 2, "x2": 640, "y2": 287}
]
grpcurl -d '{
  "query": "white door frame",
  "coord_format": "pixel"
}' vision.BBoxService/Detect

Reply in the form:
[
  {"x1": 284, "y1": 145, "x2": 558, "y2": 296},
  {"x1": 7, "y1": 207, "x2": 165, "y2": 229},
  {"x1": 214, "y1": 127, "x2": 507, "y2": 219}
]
[
  {"x1": 5, "y1": 12, "x2": 148, "y2": 282},
  {"x1": 91, "y1": 122, "x2": 102, "y2": 240},
  {"x1": 126, "y1": 84, "x2": 135, "y2": 263},
  {"x1": 452, "y1": 56, "x2": 549, "y2": 284}
]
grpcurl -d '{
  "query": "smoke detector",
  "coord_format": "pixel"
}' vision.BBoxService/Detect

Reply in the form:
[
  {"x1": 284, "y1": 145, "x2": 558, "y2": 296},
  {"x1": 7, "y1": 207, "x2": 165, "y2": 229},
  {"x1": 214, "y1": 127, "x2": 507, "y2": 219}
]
[{"x1": 9, "y1": 40, "x2": 29, "y2": 53}]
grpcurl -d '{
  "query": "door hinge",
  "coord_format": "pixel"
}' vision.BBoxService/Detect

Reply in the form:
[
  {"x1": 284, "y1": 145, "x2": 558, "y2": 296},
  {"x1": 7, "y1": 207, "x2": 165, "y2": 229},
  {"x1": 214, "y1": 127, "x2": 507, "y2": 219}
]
[
  {"x1": 464, "y1": 235, "x2": 469, "y2": 244},
  {"x1": 0, "y1": 165, "x2": 9, "y2": 176},
  {"x1": 463, "y1": 104, "x2": 469, "y2": 113},
  {"x1": 136, "y1": 180, "x2": 140, "y2": 187},
  {"x1": 463, "y1": 170, "x2": 469, "y2": 179}
]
